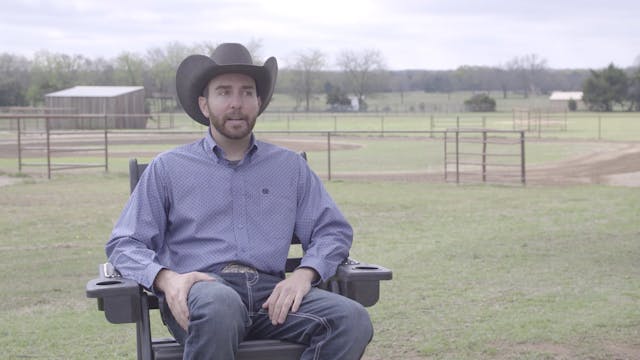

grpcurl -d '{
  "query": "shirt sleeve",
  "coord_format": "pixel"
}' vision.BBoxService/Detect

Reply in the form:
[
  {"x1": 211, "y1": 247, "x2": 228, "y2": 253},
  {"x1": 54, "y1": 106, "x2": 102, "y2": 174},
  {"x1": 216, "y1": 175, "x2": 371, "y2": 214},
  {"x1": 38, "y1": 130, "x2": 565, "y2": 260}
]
[
  {"x1": 105, "y1": 158, "x2": 170, "y2": 290},
  {"x1": 294, "y1": 157, "x2": 353, "y2": 282}
]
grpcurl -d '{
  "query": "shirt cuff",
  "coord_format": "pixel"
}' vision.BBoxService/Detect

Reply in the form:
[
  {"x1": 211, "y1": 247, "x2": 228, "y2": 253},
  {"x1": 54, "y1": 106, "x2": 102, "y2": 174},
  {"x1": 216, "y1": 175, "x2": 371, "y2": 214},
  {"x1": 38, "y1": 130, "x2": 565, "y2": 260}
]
[
  {"x1": 141, "y1": 262, "x2": 166, "y2": 292},
  {"x1": 298, "y1": 257, "x2": 332, "y2": 285}
]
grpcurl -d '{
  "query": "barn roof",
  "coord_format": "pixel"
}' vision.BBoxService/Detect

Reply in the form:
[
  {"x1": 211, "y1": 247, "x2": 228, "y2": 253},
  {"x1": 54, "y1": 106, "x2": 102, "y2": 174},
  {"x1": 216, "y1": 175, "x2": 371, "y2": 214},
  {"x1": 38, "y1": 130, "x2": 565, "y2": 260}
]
[
  {"x1": 549, "y1": 91, "x2": 583, "y2": 101},
  {"x1": 45, "y1": 86, "x2": 144, "y2": 98}
]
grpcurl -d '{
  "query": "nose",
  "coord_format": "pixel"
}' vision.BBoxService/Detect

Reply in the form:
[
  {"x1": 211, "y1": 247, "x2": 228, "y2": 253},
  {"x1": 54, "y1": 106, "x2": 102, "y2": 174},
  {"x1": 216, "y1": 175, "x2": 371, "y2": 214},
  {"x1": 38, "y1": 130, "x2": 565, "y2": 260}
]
[{"x1": 229, "y1": 93, "x2": 242, "y2": 110}]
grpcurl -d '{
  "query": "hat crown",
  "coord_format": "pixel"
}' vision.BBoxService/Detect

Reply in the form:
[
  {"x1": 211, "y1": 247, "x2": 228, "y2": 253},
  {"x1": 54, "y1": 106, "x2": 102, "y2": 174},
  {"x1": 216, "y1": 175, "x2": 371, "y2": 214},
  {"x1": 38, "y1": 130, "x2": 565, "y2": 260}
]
[{"x1": 211, "y1": 43, "x2": 253, "y2": 66}]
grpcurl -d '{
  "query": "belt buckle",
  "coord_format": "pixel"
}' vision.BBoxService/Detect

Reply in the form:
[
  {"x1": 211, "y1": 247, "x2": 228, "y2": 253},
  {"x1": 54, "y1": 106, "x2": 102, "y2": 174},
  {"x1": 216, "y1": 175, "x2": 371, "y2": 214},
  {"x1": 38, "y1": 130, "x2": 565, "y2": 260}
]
[{"x1": 222, "y1": 263, "x2": 256, "y2": 274}]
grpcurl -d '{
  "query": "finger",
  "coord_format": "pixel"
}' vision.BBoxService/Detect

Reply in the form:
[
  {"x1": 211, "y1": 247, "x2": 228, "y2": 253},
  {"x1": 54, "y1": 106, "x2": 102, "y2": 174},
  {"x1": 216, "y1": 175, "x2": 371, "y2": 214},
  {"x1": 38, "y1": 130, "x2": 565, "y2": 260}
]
[
  {"x1": 265, "y1": 289, "x2": 280, "y2": 322},
  {"x1": 291, "y1": 291, "x2": 303, "y2": 313},
  {"x1": 192, "y1": 272, "x2": 216, "y2": 282},
  {"x1": 169, "y1": 298, "x2": 190, "y2": 331},
  {"x1": 275, "y1": 294, "x2": 295, "y2": 324}
]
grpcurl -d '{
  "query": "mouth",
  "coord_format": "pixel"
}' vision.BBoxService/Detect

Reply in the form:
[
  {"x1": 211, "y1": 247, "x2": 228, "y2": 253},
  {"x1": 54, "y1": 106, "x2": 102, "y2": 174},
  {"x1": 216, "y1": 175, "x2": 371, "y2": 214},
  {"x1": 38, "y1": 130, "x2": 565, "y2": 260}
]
[{"x1": 224, "y1": 113, "x2": 247, "y2": 122}]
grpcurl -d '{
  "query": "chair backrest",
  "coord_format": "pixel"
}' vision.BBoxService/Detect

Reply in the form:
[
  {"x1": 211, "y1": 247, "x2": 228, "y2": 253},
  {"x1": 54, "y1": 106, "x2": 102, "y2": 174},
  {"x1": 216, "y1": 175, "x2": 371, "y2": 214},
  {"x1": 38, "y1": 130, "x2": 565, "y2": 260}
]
[{"x1": 127, "y1": 155, "x2": 305, "y2": 272}]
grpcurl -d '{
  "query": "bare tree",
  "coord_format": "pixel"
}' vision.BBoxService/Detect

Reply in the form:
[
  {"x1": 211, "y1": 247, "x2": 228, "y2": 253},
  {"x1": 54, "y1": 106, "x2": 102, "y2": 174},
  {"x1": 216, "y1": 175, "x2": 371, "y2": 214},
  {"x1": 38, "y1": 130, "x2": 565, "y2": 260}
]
[
  {"x1": 244, "y1": 38, "x2": 264, "y2": 64},
  {"x1": 292, "y1": 49, "x2": 326, "y2": 111},
  {"x1": 505, "y1": 54, "x2": 548, "y2": 98},
  {"x1": 336, "y1": 49, "x2": 386, "y2": 111}
]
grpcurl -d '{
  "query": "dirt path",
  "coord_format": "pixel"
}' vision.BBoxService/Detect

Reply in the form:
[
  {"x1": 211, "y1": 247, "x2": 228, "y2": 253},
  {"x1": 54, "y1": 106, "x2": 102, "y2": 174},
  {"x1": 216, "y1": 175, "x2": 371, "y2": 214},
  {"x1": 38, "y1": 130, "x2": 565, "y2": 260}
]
[{"x1": 525, "y1": 142, "x2": 640, "y2": 186}]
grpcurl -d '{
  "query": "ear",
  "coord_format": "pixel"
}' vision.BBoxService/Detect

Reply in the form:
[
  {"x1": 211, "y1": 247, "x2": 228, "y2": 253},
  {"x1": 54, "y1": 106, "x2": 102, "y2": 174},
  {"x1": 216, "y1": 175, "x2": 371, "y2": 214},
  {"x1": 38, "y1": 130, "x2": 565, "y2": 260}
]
[
  {"x1": 198, "y1": 96, "x2": 209, "y2": 118},
  {"x1": 257, "y1": 96, "x2": 262, "y2": 109}
]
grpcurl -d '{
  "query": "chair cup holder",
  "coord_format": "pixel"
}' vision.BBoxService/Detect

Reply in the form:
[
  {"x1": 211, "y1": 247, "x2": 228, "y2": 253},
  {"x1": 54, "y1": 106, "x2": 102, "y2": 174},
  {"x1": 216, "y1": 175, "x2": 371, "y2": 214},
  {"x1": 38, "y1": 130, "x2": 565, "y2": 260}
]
[
  {"x1": 96, "y1": 280, "x2": 123, "y2": 286},
  {"x1": 353, "y1": 265, "x2": 379, "y2": 270}
]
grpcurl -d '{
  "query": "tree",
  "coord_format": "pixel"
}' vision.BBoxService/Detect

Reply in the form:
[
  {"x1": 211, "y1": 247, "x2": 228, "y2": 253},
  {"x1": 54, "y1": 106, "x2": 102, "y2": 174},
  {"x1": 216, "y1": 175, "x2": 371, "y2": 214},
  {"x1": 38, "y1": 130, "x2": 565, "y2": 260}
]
[
  {"x1": 26, "y1": 51, "x2": 89, "y2": 105},
  {"x1": 146, "y1": 42, "x2": 194, "y2": 99},
  {"x1": 505, "y1": 54, "x2": 548, "y2": 98},
  {"x1": 113, "y1": 52, "x2": 147, "y2": 86},
  {"x1": 336, "y1": 49, "x2": 386, "y2": 111},
  {"x1": 464, "y1": 93, "x2": 496, "y2": 112},
  {"x1": 324, "y1": 82, "x2": 352, "y2": 111},
  {"x1": 0, "y1": 53, "x2": 30, "y2": 106},
  {"x1": 582, "y1": 64, "x2": 628, "y2": 111},
  {"x1": 627, "y1": 67, "x2": 640, "y2": 111},
  {"x1": 291, "y1": 49, "x2": 325, "y2": 111}
]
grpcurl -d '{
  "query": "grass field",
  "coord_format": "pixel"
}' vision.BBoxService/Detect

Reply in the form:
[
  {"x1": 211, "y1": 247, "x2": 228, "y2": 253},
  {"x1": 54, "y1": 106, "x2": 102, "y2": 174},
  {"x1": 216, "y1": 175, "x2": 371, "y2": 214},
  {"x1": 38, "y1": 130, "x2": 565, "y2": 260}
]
[
  {"x1": 0, "y1": 90, "x2": 639, "y2": 358},
  {"x1": 0, "y1": 175, "x2": 639, "y2": 359}
]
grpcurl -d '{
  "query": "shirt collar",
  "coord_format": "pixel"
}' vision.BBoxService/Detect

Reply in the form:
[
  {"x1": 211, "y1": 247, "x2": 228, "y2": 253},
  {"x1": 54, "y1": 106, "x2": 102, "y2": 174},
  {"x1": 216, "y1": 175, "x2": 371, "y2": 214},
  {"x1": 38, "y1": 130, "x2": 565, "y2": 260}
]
[{"x1": 203, "y1": 129, "x2": 258, "y2": 162}]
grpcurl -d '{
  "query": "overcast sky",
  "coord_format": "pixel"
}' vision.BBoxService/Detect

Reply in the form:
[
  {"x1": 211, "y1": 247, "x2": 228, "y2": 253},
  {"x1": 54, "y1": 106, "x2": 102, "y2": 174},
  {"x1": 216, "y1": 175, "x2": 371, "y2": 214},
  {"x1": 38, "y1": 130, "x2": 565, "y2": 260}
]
[{"x1": 2, "y1": 0, "x2": 639, "y2": 70}]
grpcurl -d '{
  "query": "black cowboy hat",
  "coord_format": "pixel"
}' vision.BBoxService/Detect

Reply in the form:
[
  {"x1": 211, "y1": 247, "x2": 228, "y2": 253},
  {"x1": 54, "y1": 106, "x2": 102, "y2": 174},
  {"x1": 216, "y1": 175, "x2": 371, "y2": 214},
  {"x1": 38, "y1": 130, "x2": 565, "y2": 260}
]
[{"x1": 176, "y1": 43, "x2": 278, "y2": 126}]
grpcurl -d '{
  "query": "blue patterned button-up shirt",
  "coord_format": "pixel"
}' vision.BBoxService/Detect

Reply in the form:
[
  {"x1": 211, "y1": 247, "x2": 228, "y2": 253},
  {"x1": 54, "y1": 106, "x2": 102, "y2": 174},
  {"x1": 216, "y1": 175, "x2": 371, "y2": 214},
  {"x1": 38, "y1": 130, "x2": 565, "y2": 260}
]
[{"x1": 106, "y1": 132, "x2": 353, "y2": 290}]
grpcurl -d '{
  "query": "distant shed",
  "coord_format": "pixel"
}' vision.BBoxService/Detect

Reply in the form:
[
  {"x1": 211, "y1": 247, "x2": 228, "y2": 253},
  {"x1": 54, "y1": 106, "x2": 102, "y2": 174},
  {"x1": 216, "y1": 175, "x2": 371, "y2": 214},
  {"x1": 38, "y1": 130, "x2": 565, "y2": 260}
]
[
  {"x1": 45, "y1": 86, "x2": 147, "y2": 129},
  {"x1": 549, "y1": 91, "x2": 583, "y2": 111}
]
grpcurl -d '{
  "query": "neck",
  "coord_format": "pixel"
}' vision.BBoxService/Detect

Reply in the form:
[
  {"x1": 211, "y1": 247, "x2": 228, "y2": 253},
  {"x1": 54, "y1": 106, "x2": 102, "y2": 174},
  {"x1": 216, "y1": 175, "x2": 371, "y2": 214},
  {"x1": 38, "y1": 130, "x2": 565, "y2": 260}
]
[{"x1": 210, "y1": 128, "x2": 251, "y2": 161}]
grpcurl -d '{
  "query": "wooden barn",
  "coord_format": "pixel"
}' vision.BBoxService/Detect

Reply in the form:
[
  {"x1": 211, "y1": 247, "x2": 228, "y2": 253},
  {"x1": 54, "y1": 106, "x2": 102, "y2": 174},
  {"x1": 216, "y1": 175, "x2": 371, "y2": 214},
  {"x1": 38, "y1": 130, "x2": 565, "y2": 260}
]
[{"x1": 45, "y1": 86, "x2": 148, "y2": 129}]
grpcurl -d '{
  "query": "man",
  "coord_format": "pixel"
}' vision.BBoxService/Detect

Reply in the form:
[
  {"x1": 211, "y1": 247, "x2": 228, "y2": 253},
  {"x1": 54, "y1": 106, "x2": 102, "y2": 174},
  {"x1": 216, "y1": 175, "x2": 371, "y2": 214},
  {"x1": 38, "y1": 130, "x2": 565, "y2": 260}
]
[{"x1": 106, "y1": 43, "x2": 373, "y2": 359}]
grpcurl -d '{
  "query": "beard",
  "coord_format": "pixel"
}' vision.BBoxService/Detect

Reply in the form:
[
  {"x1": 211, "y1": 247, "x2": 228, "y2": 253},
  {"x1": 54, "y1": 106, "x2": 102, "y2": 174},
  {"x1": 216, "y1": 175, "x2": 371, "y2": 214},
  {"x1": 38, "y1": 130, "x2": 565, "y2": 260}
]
[{"x1": 209, "y1": 111, "x2": 257, "y2": 140}]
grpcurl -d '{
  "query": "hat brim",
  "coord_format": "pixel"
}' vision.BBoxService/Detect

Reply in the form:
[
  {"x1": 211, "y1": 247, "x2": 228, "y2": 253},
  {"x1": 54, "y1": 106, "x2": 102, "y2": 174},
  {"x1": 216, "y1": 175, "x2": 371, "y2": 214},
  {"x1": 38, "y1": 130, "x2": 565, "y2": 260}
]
[{"x1": 176, "y1": 55, "x2": 277, "y2": 126}]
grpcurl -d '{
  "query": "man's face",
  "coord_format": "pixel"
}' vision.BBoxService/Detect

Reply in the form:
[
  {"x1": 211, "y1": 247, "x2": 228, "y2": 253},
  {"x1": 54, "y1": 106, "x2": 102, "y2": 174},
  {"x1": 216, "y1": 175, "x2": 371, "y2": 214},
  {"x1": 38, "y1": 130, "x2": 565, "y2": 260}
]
[{"x1": 198, "y1": 73, "x2": 262, "y2": 141}]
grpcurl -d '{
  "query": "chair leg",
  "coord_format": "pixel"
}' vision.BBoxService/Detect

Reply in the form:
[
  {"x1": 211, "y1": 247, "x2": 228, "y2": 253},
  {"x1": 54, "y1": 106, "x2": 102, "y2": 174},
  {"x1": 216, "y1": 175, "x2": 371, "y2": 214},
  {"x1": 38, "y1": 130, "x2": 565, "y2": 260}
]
[{"x1": 136, "y1": 293, "x2": 154, "y2": 360}]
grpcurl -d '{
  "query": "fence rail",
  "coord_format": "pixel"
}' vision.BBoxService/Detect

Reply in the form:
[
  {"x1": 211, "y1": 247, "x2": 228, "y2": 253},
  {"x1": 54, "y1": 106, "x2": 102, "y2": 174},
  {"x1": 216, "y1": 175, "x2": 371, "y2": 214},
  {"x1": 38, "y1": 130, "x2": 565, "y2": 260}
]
[
  {"x1": 444, "y1": 129, "x2": 526, "y2": 185},
  {"x1": 3, "y1": 113, "x2": 527, "y2": 184}
]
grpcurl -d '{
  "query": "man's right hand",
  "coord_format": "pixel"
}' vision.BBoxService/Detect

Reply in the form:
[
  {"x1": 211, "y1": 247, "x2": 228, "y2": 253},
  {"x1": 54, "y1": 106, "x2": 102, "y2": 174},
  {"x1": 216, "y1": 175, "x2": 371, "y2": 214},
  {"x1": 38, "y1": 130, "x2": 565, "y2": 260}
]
[{"x1": 154, "y1": 269, "x2": 215, "y2": 331}]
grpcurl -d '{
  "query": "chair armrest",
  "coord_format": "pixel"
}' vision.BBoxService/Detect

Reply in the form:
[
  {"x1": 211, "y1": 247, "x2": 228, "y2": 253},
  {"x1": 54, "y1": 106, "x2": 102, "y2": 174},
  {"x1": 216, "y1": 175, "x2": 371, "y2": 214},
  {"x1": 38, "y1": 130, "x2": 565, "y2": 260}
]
[
  {"x1": 86, "y1": 263, "x2": 142, "y2": 324},
  {"x1": 323, "y1": 259, "x2": 392, "y2": 307}
]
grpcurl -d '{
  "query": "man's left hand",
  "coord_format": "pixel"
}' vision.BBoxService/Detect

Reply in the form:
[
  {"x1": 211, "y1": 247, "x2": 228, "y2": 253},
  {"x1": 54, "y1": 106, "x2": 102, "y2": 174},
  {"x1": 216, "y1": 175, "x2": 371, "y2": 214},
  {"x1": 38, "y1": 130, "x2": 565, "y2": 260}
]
[{"x1": 262, "y1": 267, "x2": 318, "y2": 325}]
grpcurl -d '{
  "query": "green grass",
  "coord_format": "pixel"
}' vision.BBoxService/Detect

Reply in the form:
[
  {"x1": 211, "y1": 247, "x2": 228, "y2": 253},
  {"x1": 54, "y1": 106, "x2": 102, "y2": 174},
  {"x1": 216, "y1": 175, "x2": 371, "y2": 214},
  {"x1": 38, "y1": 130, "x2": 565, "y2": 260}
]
[{"x1": 0, "y1": 175, "x2": 639, "y2": 359}]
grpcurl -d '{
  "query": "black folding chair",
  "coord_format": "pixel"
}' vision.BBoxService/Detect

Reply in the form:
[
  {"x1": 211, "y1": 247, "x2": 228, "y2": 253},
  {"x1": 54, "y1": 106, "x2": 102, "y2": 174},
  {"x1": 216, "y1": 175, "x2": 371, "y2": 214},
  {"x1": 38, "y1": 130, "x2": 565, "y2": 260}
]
[{"x1": 87, "y1": 157, "x2": 392, "y2": 360}]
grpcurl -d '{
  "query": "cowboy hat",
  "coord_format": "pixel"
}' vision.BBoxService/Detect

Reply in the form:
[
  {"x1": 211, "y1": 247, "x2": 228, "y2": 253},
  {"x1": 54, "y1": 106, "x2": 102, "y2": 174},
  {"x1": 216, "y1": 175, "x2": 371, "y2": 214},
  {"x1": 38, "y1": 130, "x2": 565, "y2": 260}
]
[{"x1": 176, "y1": 43, "x2": 278, "y2": 126}]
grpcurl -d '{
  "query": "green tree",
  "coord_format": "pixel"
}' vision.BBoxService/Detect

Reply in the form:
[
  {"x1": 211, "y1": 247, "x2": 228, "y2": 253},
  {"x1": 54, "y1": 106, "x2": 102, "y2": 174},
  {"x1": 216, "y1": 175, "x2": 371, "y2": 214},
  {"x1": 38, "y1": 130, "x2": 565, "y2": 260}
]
[
  {"x1": 464, "y1": 93, "x2": 496, "y2": 112},
  {"x1": 582, "y1": 64, "x2": 628, "y2": 111},
  {"x1": 113, "y1": 52, "x2": 147, "y2": 86},
  {"x1": 325, "y1": 82, "x2": 352, "y2": 111},
  {"x1": 627, "y1": 67, "x2": 640, "y2": 111},
  {"x1": 0, "y1": 53, "x2": 30, "y2": 106},
  {"x1": 26, "y1": 51, "x2": 88, "y2": 105}
]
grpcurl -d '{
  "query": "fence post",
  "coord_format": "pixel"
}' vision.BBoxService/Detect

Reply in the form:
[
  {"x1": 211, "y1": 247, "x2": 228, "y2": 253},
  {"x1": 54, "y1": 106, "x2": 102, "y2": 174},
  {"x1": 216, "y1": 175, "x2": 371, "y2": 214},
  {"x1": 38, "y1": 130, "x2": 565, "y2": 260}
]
[
  {"x1": 482, "y1": 131, "x2": 487, "y2": 182},
  {"x1": 380, "y1": 116, "x2": 384, "y2": 136},
  {"x1": 443, "y1": 130, "x2": 448, "y2": 182},
  {"x1": 455, "y1": 130, "x2": 460, "y2": 184},
  {"x1": 104, "y1": 113, "x2": 109, "y2": 173},
  {"x1": 598, "y1": 115, "x2": 602, "y2": 140},
  {"x1": 327, "y1": 132, "x2": 332, "y2": 181},
  {"x1": 520, "y1": 131, "x2": 526, "y2": 185},
  {"x1": 17, "y1": 118, "x2": 22, "y2": 173},
  {"x1": 430, "y1": 114, "x2": 435, "y2": 138},
  {"x1": 46, "y1": 117, "x2": 51, "y2": 180}
]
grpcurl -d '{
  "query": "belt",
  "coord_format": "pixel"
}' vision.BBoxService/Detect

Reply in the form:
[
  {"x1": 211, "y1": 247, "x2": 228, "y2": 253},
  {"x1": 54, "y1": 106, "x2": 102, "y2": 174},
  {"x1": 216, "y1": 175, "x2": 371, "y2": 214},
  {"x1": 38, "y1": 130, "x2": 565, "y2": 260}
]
[{"x1": 221, "y1": 263, "x2": 258, "y2": 274}]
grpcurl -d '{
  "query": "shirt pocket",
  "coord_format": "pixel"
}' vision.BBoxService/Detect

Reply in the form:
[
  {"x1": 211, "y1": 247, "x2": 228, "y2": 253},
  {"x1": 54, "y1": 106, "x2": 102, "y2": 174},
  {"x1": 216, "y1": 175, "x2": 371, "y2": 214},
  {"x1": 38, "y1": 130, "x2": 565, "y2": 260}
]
[{"x1": 259, "y1": 187, "x2": 295, "y2": 220}]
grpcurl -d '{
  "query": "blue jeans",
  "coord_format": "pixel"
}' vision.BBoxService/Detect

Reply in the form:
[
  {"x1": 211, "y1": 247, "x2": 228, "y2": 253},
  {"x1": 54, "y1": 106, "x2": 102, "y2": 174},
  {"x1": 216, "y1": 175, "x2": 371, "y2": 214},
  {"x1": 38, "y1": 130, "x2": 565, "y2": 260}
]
[{"x1": 161, "y1": 271, "x2": 374, "y2": 360}]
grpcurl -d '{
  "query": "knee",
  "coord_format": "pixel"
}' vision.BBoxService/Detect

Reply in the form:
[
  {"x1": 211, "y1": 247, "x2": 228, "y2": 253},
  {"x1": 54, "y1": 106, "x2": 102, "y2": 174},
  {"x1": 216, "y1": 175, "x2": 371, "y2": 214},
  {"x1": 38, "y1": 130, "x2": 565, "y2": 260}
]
[
  {"x1": 338, "y1": 300, "x2": 373, "y2": 343},
  {"x1": 188, "y1": 281, "x2": 246, "y2": 324}
]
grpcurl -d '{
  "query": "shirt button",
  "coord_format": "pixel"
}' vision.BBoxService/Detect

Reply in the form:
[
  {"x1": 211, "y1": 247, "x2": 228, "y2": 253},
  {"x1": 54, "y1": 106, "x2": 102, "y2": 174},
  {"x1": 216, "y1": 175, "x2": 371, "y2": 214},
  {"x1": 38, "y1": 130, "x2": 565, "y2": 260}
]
[{"x1": 237, "y1": 224, "x2": 244, "y2": 229}]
